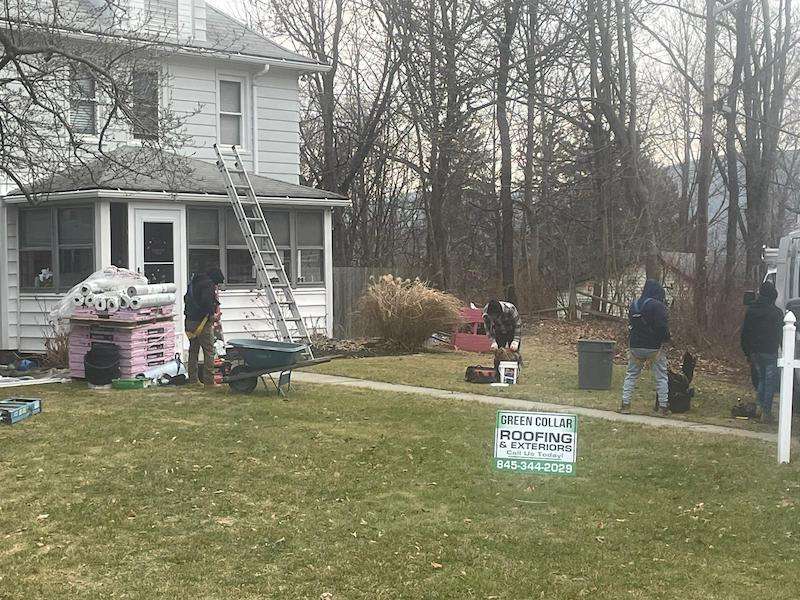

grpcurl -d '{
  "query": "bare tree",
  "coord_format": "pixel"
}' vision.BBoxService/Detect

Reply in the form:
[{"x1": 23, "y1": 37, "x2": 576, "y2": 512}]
[
  {"x1": 0, "y1": 0, "x2": 191, "y2": 202},
  {"x1": 495, "y1": 0, "x2": 523, "y2": 303}
]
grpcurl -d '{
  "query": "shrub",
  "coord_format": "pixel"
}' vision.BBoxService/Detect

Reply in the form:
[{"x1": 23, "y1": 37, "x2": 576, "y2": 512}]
[
  {"x1": 43, "y1": 327, "x2": 68, "y2": 368},
  {"x1": 358, "y1": 275, "x2": 462, "y2": 351}
]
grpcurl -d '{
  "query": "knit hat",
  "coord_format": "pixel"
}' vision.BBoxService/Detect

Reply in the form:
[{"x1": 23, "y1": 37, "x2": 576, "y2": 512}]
[
  {"x1": 206, "y1": 266, "x2": 225, "y2": 285},
  {"x1": 759, "y1": 280, "x2": 778, "y2": 302}
]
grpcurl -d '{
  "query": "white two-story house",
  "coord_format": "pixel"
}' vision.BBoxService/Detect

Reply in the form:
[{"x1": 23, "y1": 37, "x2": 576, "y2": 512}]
[{"x1": 0, "y1": 0, "x2": 348, "y2": 353}]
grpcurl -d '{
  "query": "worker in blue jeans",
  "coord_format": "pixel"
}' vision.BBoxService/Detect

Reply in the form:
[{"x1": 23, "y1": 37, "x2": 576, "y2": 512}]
[
  {"x1": 741, "y1": 281, "x2": 783, "y2": 423},
  {"x1": 620, "y1": 280, "x2": 671, "y2": 416}
]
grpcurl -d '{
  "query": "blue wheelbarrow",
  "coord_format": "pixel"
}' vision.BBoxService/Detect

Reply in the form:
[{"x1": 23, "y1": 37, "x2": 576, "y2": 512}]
[{"x1": 222, "y1": 339, "x2": 331, "y2": 395}]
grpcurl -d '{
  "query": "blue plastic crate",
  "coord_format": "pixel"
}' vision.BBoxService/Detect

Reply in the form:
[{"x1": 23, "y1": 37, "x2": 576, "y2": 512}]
[
  {"x1": 2, "y1": 397, "x2": 42, "y2": 415},
  {"x1": 0, "y1": 402, "x2": 32, "y2": 425},
  {"x1": 0, "y1": 398, "x2": 42, "y2": 424}
]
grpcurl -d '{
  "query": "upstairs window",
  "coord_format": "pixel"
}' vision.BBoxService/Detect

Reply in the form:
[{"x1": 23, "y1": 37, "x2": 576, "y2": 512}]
[
  {"x1": 132, "y1": 70, "x2": 159, "y2": 140},
  {"x1": 219, "y1": 80, "x2": 243, "y2": 146},
  {"x1": 70, "y1": 67, "x2": 97, "y2": 134}
]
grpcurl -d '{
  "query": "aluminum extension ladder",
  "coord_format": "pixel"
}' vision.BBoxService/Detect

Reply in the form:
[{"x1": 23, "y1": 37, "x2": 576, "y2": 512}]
[{"x1": 213, "y1": 144, "x2": 314, "y2": 357}]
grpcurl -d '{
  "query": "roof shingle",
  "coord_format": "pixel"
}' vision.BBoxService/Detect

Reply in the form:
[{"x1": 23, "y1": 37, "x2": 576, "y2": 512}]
[{"x1": 8, "y1": 147, "x2": 346, "y2": 202}]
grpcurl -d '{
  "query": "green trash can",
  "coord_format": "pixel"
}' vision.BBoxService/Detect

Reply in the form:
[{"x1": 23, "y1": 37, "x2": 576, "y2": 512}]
[{"x1": 577, "y1": 339, "x2": 616, "y2": 390}]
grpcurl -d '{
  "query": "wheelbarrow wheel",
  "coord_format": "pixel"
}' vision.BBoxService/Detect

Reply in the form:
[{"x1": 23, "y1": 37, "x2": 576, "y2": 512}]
[{"x1": 228, "y1": 366, "x2": 258, "y2": 394}]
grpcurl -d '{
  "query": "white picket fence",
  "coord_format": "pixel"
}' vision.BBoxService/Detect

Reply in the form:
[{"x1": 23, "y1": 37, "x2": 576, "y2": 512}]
[{"x1": 777, "y1": 312, "x2": 797, "y2": 463}]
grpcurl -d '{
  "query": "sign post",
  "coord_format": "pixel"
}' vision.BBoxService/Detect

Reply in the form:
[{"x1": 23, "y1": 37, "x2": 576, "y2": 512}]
[
  {"x1": 777, "y1": 311, "x2": 796, "y2": 464},
  {"x1": 493, "y1": 410, "x2": 578, "y2": 476}
]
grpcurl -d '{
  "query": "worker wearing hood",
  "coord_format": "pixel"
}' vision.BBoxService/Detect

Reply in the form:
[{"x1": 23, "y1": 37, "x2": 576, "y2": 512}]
[{"x1": 620, "y1": 279, "x2": 671, "y2": 416}]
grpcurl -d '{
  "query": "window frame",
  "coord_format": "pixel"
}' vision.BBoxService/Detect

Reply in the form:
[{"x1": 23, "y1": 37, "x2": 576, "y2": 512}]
[
  {"x1": 18, "y1": 205, "x2": 95, "y2": 293},
  {"x1": 217, "y1": 76, "x2": 247, "y2": 149},
  {"x1": 294, "y1": 211, "x2": 325, "y2": 286},
  {"x1": 70, "y1": 66, "x2": 98, "y2": 135},
  {"x1": 132, "y1": 69, "x2": 159, "y2": 141},
  {"x1": 186, "y1": 206, "x2": 325, "y2": 289}
]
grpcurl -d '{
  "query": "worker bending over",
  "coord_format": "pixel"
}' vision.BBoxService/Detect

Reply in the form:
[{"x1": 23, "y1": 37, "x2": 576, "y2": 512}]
[
  {"x1": 184, "y1": 266, "x2": 225, "y2": 386},
  {"x1": 483, "y1": 299, "x2": 522, "y2": 351}
]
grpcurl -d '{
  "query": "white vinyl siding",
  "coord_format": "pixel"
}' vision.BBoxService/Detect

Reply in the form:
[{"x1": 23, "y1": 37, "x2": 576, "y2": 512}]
[{"x1": 218, "y1": 288, "x2": 327, "y2": 340}]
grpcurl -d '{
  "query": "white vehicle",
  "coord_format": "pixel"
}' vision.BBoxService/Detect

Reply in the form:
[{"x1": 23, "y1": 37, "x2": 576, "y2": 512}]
[{"x1": 756, "y1": 235, "x2": 800, "y2": 401}]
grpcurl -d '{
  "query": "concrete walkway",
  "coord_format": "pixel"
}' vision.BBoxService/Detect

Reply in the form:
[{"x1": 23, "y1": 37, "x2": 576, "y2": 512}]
[{"x1": 293, "y1": 371, "x2": 778, "y2": 443}]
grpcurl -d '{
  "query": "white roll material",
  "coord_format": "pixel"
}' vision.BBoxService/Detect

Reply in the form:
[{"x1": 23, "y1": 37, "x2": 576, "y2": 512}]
[
  {"x1": 129, "y1": 293, "x2": 176, "y2": 309},
  {"x1": 106, "y1": 296, "x2": 120, "y2": 313},
  {"x1": 72, "y1": 295, "x2": 85, "y2": 307},
  {"x1": 94, "y1": 296, "x2": 108, "y2": 312},
  {"x1": 118, "y1": 294, "x2": 131, "y2": 309},
  {"x1": 127, "y1": 283, "x2": 177, "y2": 297},
  {"x1": 80, "y1": 278, "x2": 127, "y2": 296},
  {"x1": 84, "y1": 294, "x2": 96, "y2": 307}
]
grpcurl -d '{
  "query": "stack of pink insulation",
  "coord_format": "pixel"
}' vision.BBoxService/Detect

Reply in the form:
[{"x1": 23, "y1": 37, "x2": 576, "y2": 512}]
[{"x1": 69, "y1": 321, "x2": 176, "y2": 379}]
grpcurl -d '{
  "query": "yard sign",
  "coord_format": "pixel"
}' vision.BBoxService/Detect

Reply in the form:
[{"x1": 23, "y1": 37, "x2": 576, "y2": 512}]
[{"x1": 493, "y1": 410, "x2": 578, "y2": 476}]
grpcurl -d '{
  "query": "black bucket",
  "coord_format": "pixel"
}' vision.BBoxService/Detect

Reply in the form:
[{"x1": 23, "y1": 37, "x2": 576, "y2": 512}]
[{"x1": 84, "y1": 342, "x2": 121, "y2": 385}]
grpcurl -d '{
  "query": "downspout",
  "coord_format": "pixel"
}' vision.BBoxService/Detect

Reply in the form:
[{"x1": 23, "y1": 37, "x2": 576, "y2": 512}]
[{"x1": 252, "y1": 64, "x2": 270, "y2": 176}]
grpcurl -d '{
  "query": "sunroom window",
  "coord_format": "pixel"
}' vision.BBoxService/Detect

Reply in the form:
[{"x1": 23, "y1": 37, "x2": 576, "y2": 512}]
[
  {"x1": 19, "y1": 206, "x2": 94, "y2": 291},
  {"x1": 187, "y1": 207, "x2": 323, "y2": 287}
]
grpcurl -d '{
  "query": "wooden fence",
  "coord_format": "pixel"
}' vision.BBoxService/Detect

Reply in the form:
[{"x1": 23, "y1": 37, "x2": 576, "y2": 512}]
[{"x1": 333, "y1": 267, "x2": 415, "y2": 338}]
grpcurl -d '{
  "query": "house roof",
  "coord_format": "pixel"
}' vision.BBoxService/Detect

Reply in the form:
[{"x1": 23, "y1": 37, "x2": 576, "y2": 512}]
[
  {"x1": 7, "y1": 147, "x2": 347, "y2": 203},
  {"x1": 197, "y1": 6, "x2": 323, "y2": 67},
  {"x1": 1, "y1": 3, "x2": 326, "y2": 70}
]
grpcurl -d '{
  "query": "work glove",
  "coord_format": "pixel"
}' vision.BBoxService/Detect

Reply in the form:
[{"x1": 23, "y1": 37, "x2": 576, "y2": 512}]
[
  {"x1": 510, "y1": 341, "x2": 519, "y2": 352},
  {"x1": 490, "y1": 341, "x2": 498, "y2": 350}
]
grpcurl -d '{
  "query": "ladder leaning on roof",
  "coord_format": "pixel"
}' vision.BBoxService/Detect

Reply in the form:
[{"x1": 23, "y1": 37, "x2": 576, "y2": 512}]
[{"x1": 213, "y1": 144, "x2": 314, "y2": 358}]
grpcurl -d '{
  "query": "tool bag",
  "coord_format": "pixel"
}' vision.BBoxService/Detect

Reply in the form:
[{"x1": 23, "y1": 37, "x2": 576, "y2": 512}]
[{"x1": 464, "y1": 365, "x2": 497, "y2": 384}]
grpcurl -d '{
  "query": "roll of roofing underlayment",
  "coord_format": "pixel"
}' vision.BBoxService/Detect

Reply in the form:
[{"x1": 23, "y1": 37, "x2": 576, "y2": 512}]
[
  {"x1": 80, "y1": 279, "x2": 123, "y2": 296},
  {"x1": 126, "y1": 283, "x2": 177, "y2": 298},
  {"x1": 129, "y1": 293, "x2": 176, "y2": 309},
  {"x1": 72, "y1": 295, "x2": 85, "y2": 307},
  {"x1": 105, "y1": 296, "x2": 120, "y2": 313}
]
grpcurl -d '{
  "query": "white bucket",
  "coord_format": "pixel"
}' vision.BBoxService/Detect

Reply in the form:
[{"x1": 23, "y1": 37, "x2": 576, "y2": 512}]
[{"x1": 497, "y1": 361, "x2": 519, "y2": 385}]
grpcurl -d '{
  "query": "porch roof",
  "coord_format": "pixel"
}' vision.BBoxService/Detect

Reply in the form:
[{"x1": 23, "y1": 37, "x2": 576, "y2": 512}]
[{"x1": 7, "y1": 147, "x2": 348, "y2": 206}]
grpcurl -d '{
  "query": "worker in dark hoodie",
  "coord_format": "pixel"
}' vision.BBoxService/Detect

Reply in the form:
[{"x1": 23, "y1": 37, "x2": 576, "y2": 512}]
[
  {"x1": 620, "y1": 279, "x2": 671, "y2": 416},
  {"x1": 741, "y1": 281, "x2": 783, "y2": 423},
  {"x1": 184, "y1": 266, "x2": 225, "y2": 386}
]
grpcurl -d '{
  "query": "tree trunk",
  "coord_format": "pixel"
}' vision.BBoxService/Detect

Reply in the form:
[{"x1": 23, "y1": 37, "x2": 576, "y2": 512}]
[
  {"x1": 693, "y1": 0, "x2": 716, "y2": 330},
  {"x1": 497, "y1": 0, "x2": 522, "y2": 304},
  {"x1": 722, "y1": 0, "x2": 749, "y2": 303}
]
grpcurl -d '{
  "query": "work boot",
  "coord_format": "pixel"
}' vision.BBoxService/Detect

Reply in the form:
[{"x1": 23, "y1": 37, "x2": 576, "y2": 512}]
[
  {"x1": 654, "y1": 406, "x2": 671, "y2": 418},
  {"x1": 618, "y1": 404, "x2": 632, "y2": 415}
]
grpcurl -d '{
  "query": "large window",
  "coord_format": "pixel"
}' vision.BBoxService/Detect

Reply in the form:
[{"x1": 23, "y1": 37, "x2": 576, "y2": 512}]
[
  {"x1": 219, "y1": 79, "x2": 243, "y2": 146},
  {"x1": 132, "y1": 70, "x2": 158, "y2": 140},
  {"x1": 70, "y1": 66, "x2": 97, "y2": 134},
  {"x1": 19, "y1": 206, "x2": 94, "y2": 291},
  {"x1": 187, "y1": 207, "x2": 324, "y2": 287}
]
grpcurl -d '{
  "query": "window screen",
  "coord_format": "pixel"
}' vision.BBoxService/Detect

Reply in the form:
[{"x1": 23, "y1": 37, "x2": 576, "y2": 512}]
[
  {"x1": 219, "y1": 80, "x2": 242, "y2": 146},
  {"x1": 132, "y1": 70, "x2": 158, "y2": 140},
  {"x1": 70, "y1": 67, "x2": 97, "y2": 134}
]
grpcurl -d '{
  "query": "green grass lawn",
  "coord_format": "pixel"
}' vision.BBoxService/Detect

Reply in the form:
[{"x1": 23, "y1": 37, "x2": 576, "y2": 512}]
[
  {"x1": 311, "y1": 337, "x2": 765, "y2": 431},
  {"x1": 2, "y1": 381, "x2": 799, "y2": 599}
]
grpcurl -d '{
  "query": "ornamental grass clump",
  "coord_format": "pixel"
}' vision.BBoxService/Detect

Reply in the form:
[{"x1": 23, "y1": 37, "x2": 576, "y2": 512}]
[{"x1": 358, "y1": 275, "x2": 462, "y2": 351}]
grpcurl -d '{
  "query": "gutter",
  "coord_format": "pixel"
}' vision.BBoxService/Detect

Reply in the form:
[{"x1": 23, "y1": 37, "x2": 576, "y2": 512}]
[
  {"x1": 4, "y1": 189, "x2": 350, "y2": 207},
  {"x1": 0, "y1": 19, "x2": 331, "y2": 72}
]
